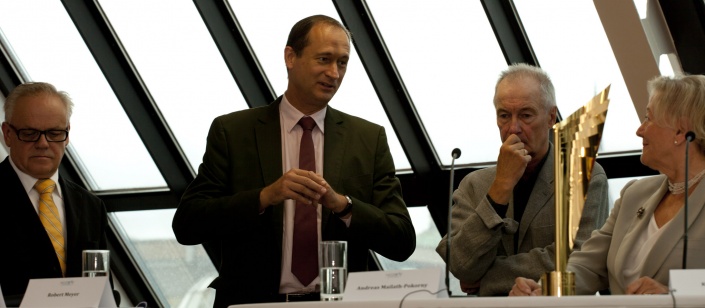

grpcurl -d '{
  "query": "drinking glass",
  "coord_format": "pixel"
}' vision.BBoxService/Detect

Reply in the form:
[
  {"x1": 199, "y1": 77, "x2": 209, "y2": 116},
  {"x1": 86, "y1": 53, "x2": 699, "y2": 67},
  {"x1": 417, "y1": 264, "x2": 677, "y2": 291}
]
[
  {"x1": 319, "y1": 241, "x2": 347, "y2": 301},
  {"x1": 82, "y1": 250, "x2": 109, "y2": 277}
]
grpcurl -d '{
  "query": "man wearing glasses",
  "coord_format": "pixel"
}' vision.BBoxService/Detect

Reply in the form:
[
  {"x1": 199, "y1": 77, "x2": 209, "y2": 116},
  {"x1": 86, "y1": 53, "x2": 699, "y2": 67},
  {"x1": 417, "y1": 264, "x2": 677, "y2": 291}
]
[{"x1": 0, "y1": 82, "x2": 112, "y2": 306}]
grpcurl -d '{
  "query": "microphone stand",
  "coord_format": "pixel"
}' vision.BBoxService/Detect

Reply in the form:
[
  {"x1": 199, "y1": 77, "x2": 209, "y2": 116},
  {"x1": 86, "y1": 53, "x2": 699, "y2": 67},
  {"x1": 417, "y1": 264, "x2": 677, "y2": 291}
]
[
  {"x1": 683, "y1": 132, "x2": 695, "y2": 269},
  {"x1": 446, "y1": 148, "x2": 461, "y2": 297}
]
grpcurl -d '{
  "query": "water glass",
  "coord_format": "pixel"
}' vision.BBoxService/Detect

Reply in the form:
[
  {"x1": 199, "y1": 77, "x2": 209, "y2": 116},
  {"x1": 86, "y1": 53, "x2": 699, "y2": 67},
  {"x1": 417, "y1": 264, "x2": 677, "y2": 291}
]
[
  {"x1": 319, "y1": 241, "x2": 347, "y2": 301},
  {"x1": 82, "y1": 250, "x2": 110, "y2": 277}
]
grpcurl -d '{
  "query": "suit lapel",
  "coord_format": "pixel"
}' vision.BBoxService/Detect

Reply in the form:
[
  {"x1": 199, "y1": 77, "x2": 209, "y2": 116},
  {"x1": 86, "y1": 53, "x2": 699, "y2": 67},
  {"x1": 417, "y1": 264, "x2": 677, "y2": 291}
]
[
  {"x1": 516, "y1": 144, "x2": 555, "y2": 247},
  {"x1": 641, "y1": 179, "x2": 705, "y2": 278},
  {"x1": 684, "y1": 179, "x2": 705, "y2": 237},
  {"x1": 1, "y1": 158, "x2": 38, "y2": 219},
  {"x1": 255, "y1": 99, "x2": 285, "y2": 236},
  {"x1": 2, "y1": 159, "x2": 48, "y2": 237},
  {"x1": 255, "y1": 99, "x2": 285, "y2": 187},
  {"x1": 322, "y1": 107, "x2": 346, "y2": 229},
  {"x1": 1, "y1": 158, "x2": 63, "y2": 277},
  {"x1": 612, "y1": 177, "x2": 667, "y2": 284},
  {"x1": 60, "y1": 178, "x2": 80, "y2": 270}
]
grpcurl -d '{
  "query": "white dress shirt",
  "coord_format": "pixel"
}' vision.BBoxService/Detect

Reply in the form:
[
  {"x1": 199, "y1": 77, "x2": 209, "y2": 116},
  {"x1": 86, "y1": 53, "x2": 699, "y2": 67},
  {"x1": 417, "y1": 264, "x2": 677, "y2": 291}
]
[
  {"x1": 622, "y1": 215, "x2": 670, "y2": 285},
  {"x1": 9, "y1": 155, "x2": 66, "y2": 240},
  {"x1": 278, "y1": 96, "x2": 326, "y2": 293}
]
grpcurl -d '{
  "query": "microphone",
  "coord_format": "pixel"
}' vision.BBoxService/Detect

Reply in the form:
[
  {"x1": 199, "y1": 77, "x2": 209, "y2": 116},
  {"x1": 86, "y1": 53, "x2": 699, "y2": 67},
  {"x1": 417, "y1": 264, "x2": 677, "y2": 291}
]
[
  {"x1": 446, "y1": 148, "x2": 461, "y2": 296},
  {"x1": 686, "y1": 131, "x2": 696, "y2": 142},
  {"x1": 452, "y1": 148, "x2": 462, "y2": 160},
  {"x1": 683, "y1": 131, "x2": 695, "y2": 269}
]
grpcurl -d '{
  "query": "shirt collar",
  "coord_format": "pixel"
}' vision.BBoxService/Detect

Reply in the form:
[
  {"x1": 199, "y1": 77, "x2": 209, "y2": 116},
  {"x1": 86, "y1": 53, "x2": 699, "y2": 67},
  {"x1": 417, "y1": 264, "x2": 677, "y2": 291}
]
[
  {"x1": 8, "y1": 154, "x2": 62, "y2": 197},
  {"x1": 280, "y1": 95, "x2": 326, "y2": 133}
]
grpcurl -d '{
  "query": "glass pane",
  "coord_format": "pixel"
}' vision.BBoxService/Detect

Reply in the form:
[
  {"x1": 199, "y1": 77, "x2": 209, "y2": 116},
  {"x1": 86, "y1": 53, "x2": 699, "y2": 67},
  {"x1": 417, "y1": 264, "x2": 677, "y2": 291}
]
[
  {"x1": 0, "y1": 93, "x2": 8, "y2": 159},
  {"x1": 0, "y1": 1, "x2": 166, "y2": 191},
  {"x1": 98, "y1": 0, "x2": 249, "y2": 171},
  {"x1": 366, "y1": 0, "x2": 508, "y2": 166},
  {"x1": 514, "y1": 0, "x2": 643, "y2": 155},
  {"x1": 607, "y1": 176, "x2": 647, "y2": 212},
  {"x1": 111, "y1": 209, "x2": 217, "y2": 308},
  {"x1": 373, "y1": 206, "x2": 462, "y2": 295},
  {"x1": 228, "y1": 0, "x2": 411, "y2": 170}
]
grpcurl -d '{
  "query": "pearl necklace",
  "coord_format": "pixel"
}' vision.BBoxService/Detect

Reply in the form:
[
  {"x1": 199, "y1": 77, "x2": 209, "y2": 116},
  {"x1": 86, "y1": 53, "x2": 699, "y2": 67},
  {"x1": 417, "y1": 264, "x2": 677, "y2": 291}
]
[{"x1": 668, "y1": 168, "x2": 705, "y2": 195}]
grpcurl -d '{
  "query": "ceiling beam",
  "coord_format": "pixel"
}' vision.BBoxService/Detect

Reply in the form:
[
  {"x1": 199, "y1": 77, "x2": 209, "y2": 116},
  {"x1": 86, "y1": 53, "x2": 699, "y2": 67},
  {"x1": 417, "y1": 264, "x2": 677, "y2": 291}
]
[{"x1": 193, "y1": 0, "x2": 276, "y2": 107}]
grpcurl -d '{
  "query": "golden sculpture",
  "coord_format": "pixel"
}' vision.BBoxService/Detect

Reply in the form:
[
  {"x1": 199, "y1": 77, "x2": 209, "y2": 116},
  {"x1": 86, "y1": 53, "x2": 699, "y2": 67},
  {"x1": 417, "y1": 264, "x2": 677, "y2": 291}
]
[{"x1": 542, "y1": 86, "x2": 610, "y2": 296}]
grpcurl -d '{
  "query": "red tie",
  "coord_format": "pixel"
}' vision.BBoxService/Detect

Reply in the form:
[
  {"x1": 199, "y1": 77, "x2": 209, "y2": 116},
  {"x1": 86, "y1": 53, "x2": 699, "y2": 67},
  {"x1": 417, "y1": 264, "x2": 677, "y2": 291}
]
[{"x1": 292, "y1": 116, "x2": 318, "y2": 286}]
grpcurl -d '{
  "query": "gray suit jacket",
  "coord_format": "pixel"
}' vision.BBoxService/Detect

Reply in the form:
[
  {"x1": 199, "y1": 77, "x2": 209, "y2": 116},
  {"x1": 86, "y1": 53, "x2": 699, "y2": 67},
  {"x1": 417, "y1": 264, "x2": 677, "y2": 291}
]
[
  {"x1": 172, "y1": 98, "x2": 415, "y2": 306},
  {"x1": 568, "y1": 175, "x2": 705, "y2": 294},
  {"x1": 437, "y1": 144, "x2": 609, "y2": 296}
]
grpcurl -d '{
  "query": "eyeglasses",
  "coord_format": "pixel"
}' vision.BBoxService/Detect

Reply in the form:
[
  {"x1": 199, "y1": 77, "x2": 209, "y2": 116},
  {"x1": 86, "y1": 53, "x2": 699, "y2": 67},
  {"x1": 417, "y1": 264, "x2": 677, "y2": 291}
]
[{"x1": 7, "y1": 123, "x2": 69, "y2": 142}]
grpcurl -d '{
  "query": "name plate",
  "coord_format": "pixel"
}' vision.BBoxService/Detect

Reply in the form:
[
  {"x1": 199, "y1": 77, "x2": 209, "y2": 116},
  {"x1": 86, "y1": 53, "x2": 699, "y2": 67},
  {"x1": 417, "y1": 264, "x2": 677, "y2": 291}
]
[
  {"x1": 344, "y1": 268, "x2": 447, "y2": 301},
  {"x1": 670, "y1": 269, "x2": 705, "y2": 295},
  {"x1": 20, "y1": 277, "x2": 116, "y2": 308}
]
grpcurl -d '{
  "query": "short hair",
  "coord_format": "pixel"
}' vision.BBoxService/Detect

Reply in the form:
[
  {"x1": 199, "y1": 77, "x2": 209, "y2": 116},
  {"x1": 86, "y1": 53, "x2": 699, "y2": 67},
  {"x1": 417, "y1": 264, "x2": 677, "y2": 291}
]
[
  {"x1": 493, "y1": 63, "x2": 556, "y2": 110},
  {"x1": 286, "y1": 15, "x2": 351, "y2": 56},
  {"x1": 648, "y1": 74, "x2": 705, "y2": 154},
  {"x1": 4, "y1": 82, "x2": 73, "y2": 123}
]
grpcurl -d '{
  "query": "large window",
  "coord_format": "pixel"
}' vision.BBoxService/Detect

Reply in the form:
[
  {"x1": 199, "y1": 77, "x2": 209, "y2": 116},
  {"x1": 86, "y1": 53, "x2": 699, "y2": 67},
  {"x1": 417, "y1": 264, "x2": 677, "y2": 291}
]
[
  {"x1": 0, "y1": 1, "x2": 165, "y2": 191},
  {"x1": 111, "y1": 209, "x2": 217, "y2": 308},
  {"x1": 0, "y1": 0, "x2": 674, "y2": 305},
  {"x1": 374, "y1": 206, "x2": 462, "y2": 295},
  {"x1": 514, "y1": 0, "x2": 643, "y2": 155},
  {"x1": 367, "y1": 0, "x2": 508, "y2": 166},
  {"x1": 607, "y1": 176, "x2": 647, "y2": 212},
  {"x1": 98, "y1": 0, "x2": 249, "y2": 171}
]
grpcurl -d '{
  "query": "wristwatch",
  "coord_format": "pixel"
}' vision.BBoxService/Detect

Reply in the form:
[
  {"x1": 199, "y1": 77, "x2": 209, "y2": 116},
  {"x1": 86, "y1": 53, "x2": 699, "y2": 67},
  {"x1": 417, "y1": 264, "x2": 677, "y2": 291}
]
[{"x1": 334, "y1": 195, "x2": 353, "y2": 217}]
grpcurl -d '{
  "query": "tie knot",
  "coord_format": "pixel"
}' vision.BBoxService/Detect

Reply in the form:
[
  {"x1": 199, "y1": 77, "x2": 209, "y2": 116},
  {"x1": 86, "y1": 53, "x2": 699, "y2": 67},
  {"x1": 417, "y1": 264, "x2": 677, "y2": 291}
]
[
  {"x1": 34, "y1": 179, "x2": 56, "y2": 195},
  {"x1": 298, "y1": 117, "x2": 317, "y2": 131}
]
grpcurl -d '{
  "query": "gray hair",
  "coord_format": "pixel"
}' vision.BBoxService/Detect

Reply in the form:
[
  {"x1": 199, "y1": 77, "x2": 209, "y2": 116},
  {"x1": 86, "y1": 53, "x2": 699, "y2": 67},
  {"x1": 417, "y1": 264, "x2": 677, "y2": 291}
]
[
  {"x1": 648, "y1": 74, "x2": 705, "y2": 154},
  {"x1": 494, "y1": 63, "x2": 556, "y2": 110},
  {"x1": 4, "y1": 82, "x2": 73, "y2": 123}
]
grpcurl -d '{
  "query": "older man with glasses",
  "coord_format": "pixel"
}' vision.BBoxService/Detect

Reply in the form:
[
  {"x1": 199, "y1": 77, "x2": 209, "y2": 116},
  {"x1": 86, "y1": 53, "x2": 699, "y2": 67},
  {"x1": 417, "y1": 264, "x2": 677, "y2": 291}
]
[{"x1": 0, "y1": 82, "x2": 118, "y2": 306}]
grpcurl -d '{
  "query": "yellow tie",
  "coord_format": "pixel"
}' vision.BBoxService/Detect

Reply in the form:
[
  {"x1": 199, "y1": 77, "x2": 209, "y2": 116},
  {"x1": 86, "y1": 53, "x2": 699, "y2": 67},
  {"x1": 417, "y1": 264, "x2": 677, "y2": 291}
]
[{"x1": 35, "y1": 179, "x2": 66, "y2": 276}]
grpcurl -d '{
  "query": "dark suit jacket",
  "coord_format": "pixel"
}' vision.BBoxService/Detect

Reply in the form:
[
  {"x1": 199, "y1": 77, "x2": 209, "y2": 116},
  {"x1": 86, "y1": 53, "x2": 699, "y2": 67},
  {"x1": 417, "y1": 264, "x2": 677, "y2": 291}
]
[
  {"x1": 172, "y1": 98, "x2": 415, "y2": 306},
  {"x1": 0, "y1": 157, "x2": 109, "y2": 306}
]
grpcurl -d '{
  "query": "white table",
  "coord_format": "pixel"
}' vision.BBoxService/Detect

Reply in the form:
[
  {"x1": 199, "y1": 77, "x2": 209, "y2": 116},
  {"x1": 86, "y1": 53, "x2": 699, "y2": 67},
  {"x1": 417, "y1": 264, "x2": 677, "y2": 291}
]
[{"x1": 232, "y1": 294, "x2": 705, "y2": 308}]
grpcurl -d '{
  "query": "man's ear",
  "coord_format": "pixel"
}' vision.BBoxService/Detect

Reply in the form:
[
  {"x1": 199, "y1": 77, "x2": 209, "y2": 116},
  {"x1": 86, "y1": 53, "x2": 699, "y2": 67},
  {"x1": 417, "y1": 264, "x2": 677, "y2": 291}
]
[
  {"x1": 284, "y1": 46, "x2": 296, "y2": 70},
  {"x1": 549, "y1": 106, "x2": 558, "y2": 124},
  {"x1": 65, "y1": 123, "x2": 71, "y2": 146},
  {"x1": 1, "y1": 122, "x2": 11, "y2": 147}
]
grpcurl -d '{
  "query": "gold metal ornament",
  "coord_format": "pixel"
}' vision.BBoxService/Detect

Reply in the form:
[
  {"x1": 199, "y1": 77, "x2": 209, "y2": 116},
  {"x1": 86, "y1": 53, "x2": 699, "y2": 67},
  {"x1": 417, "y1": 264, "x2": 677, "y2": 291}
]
[{"x1": 542, "y1": 86, "x2": 610, "y2": 296}]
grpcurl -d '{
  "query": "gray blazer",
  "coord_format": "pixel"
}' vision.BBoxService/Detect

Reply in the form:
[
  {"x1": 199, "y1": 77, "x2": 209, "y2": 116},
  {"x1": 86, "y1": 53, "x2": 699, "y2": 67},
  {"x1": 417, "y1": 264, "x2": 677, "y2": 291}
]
[
  {"x1": 437, "y1": 144, "x2": 610, "y2": 296},
  {"x1": 568, "y1": 175, "x2": 705, "y2": 294}
]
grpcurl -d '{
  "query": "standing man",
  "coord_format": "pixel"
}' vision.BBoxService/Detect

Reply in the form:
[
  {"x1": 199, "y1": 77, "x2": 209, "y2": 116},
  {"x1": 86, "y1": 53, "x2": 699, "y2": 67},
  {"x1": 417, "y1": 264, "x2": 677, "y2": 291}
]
[
  {"x1": 436, "y1": 64, "x2": 609, "y2": 296},
  {"x1": 0, "y1": 82, "x2": 112, "y2": 305},
  {"x1": 172, "y1": 15, "x2": 415, "y2": 307}
]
